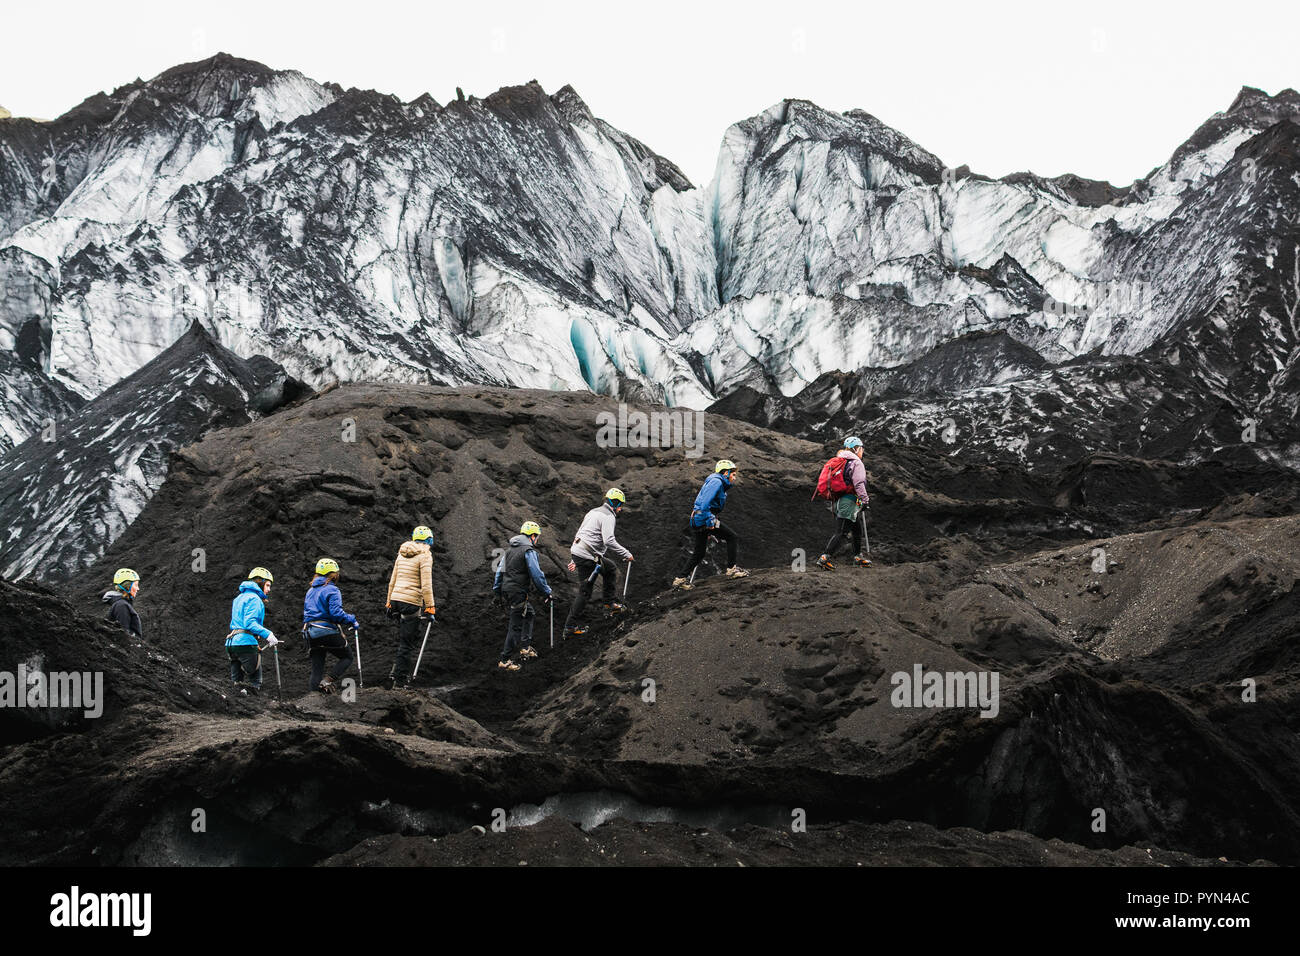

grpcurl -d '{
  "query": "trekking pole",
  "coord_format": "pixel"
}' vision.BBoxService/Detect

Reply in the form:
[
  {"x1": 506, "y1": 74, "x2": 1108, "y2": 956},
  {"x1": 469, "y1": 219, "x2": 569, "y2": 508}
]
[
  {"x1": 623, "y1": 561, "x2": 631, "y2": 598},
  {"x1": 412, "y1": 617, "x2": 434, "y2": 679},
  {"x1": 273, "y1": 644, "x2": 283, "y2": 700},
  {"x1": 353, "y1": 624, "x2": 363, "y2": 688},
  {"x1": 860, "y1": 510, "x2": 870, "y2": 555},
  {"x1": 549, "y1": 600, "x2": 554, "y2": 649}
]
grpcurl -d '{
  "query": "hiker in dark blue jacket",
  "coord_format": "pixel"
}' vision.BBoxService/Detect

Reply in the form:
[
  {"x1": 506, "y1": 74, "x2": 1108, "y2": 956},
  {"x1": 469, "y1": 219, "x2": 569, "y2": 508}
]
[
  {"x1": 491, "y1": 521, "x2": 553, "y2": 670},
  {"x1": 226, "y1": 567, "x2": 276, "y2": 694},
  {"x1": 302, "y1": 558, "x2": 356, "y2": 693},
  {"x1": 673, "y1": 460, "x2": 748, "y2": 589}
]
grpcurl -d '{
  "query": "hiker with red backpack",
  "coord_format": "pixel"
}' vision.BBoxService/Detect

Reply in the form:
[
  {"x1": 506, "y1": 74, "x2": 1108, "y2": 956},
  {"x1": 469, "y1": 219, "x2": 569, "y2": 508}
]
[{"x1": 813, "y1": 437, "x2": 871, "y2": 570}]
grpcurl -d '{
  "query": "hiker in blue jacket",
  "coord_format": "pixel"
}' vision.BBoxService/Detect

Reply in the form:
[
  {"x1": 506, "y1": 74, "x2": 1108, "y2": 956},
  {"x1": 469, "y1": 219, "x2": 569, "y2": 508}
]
[
  {"x1": 302, "y1": 558, "x2": 356, "y2": 693},
  {"x1": 673, "y1": 459, "x2": 749, "y2": 589},
  {"x1": 226, "y1": 567, "x2": 276, "y2": 694}
]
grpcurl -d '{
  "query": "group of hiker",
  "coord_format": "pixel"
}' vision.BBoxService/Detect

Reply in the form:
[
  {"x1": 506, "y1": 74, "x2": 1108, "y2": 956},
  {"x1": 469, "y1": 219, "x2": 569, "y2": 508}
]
[{"x1": 101, "y1": 439, "x2": 873, "y2": 692}]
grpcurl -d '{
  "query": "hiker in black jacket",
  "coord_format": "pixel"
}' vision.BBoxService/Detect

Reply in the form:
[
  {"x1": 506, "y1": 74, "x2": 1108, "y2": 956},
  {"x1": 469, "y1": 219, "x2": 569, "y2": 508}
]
[{"x1": 102, "y1": 568, "x2": 143, "y2": 637}]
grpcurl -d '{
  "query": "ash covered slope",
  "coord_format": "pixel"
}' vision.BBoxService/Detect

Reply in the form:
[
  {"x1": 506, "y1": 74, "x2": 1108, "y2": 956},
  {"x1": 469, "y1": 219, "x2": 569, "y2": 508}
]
[
  {"x1": 0, "y1": 322, "x2": 304, "y2": 581},
  {"x1": 0, "y1": 567, "x2": 1246, "y2": 867},
  {"x1": 80, "y1": 384, "x2": 1300, "y2": 657},
  {"x1": 35, "y1": 385, "x2": 1295, "y2": 865}
]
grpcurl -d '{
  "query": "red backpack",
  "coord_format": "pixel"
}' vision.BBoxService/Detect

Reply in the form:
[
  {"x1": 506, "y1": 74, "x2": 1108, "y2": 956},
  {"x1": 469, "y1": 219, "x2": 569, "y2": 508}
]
[{"x1": 812, "y1": 456, "x2": 855, "y2": 500}]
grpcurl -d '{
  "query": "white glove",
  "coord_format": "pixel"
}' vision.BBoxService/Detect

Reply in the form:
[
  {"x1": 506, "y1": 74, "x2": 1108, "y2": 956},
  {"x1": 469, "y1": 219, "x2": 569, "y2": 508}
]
[{"x1": 264, "y1": 633, "x2": 278, "y2": 647}]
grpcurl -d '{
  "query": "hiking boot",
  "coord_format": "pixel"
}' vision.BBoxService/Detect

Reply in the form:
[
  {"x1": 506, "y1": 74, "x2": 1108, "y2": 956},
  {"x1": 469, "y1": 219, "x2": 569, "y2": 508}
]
[
  {"x1": 725, "y1": 566, "x2": 750, "y2": 578},
  {"x1": 317, "y1": 676, "x2": 338, "y2": 694},
  {"x1": 565, "y1": 625, "x2": 590, "y2": 638},
  {"x1": 519, "y1": 646, "x2": 538, "y2": 659},
  {"x1": 497, "y1": 659, "x2": 521, "y2": 672},
  {"x1": 854, "y1": 554, "x2": 872, "y2": 567},
  {"x1": 671, "y1": 577, "x2": 694, "y2": 591},
  {"x1": 604, "y1": 601, "x2": 628, "y2": 615},
  {"x1": 816, "y1": 554, "x2": 835, "y2": 571}
]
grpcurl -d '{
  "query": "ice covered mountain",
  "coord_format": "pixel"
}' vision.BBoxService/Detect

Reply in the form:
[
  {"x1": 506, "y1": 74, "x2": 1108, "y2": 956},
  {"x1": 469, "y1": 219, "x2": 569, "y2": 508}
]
[
  {"x1": 0, "y1": 53, "x2": 715, "y2": 438},
  {"x1": 711, "y1": 96, "x2": 1300, "y2": 470},
  {"x1": 0, "y1": 323, "x2": 304, "y2": 580},
  {"x1": 2, "y1": 54, "x2": 1298, "y2": 470},
  {"x1": 0, "y1": 346, "x2": 83, "y2": 452}
]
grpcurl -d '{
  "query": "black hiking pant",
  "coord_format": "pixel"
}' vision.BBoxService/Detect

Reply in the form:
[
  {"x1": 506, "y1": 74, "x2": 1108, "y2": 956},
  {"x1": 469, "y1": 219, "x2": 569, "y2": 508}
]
[
  {"x1": 306, "y1": 626, "x2": 353, "y2": 689},
  {"x1": 227, "y1": 645, "x2": 261, "y2": 688},
  {"x1": 389, "y1": 601, "x2": 423, "y2": 683},
  {"x1": 501, "y1": 591, "x2": 536, "y2": 660},
  {"x1": 679, "y1": 521, "x2": 738, "y2": 577},
  {"x1": 823, "y1": 516, "x2": 863, "y2": 558},
  {"x1": 565, "y1": 556, "x2": 616, "y2": 629}
]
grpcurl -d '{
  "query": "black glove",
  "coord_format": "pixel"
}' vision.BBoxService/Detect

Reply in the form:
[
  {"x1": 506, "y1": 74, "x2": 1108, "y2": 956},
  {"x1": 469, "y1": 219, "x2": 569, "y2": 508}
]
[
  {"x1": 385, "y1": 605, "x2": 397, "y2": 619},
  {"x1": 542, "y1": 593, "x2": 555, "y2": 607}
]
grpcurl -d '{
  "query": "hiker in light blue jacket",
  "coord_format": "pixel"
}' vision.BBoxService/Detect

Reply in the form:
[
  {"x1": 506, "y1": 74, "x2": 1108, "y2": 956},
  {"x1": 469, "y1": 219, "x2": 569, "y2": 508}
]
[{"x1": 226, "y1": 568, "x2": 276, "y2": 693}]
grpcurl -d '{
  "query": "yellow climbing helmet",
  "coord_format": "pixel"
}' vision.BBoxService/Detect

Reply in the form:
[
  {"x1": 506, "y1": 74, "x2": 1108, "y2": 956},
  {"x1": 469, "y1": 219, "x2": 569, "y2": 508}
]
[
  {"x1": 248, "y1": 567, "x2": 274, "y2": 582},
  {"x1": 315, "y1": 558, "x2": 340, "y2": 575},
  {"x1": 113, "y1": 568, "x2": 140, "y2": 587},
  {"x1": 715, "y1": 459, "x2": 737, "y2": 473},
  {"x1": 520, "y1": 521, "x2": 541, "y2": 536},
  {"x1": 412, "y1": 525, "x2": 433, "y2": 541},
  {"x1": 605, "y1": 488, "x2": 626, "y2": 504}
]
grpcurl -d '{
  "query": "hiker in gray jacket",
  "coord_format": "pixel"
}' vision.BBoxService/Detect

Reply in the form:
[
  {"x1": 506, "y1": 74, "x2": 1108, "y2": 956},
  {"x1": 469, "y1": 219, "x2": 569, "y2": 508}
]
[{"x1": 562, "y1": 488, "x2": 633, "y2": 638}]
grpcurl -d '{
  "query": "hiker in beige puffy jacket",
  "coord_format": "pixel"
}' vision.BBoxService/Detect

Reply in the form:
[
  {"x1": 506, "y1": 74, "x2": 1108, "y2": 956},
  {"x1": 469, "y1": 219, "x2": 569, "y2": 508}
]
[{"x1": 383, "y1": 527, "x2": 436, "y2": 688}]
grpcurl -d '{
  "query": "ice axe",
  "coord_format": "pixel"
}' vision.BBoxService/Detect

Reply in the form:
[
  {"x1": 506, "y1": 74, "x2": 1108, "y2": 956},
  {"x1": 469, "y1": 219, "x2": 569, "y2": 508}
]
[
  {"x1": 273, "y1": 644, "x2": 282, "y2": 699},
  {"x1": 353, "y1": 623, "x2": 363, "y2": 688},
  {"x1": 411, "y1": 616, "x2": 434, "y2": 680},
  {"x1": 259, "y1": 636, "x2": 283, "y2": 700}
]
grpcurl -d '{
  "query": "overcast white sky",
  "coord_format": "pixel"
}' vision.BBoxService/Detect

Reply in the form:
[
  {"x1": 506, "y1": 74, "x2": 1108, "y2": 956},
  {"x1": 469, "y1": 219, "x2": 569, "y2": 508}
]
[{"x1": 3, "y1": 0, "x2": 1297, "y2": 187}]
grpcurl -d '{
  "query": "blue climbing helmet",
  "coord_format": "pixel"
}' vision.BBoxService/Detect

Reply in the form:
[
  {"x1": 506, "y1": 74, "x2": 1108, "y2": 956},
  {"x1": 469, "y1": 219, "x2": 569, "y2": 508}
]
[{"x1": 843, "y1": 436, "x2": 863, "y2": 450}]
